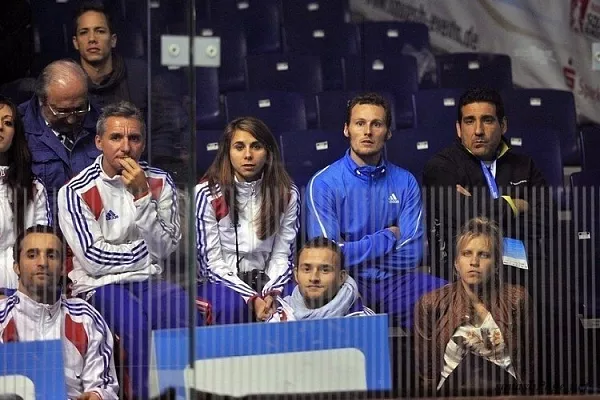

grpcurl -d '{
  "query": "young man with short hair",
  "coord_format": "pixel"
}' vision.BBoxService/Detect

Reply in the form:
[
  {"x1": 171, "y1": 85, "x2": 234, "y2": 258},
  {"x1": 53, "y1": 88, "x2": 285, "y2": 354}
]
[
  {"x1": 0, "y1": 225, "x2": 118, "y2": 400},
  {"x1": 305, "y1": 93, "x2": 446, "y2": 329},
  {"x1": 72, "y1": 1, "x2": 191, "y2": 183},
  {"x1": 270, "y1": 237, "x2": 373, "y2": 321}
]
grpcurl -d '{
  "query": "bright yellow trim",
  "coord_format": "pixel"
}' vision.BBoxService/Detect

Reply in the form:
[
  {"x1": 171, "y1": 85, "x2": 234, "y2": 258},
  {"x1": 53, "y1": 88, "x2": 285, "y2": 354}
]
[{"x1": 501, "y1": 195, "x2": 518, "y2": 215}]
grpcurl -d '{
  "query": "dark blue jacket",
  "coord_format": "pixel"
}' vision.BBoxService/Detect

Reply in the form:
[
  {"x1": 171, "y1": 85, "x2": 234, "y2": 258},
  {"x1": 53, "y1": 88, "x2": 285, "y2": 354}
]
[{"x1": 18, "y1": 97, "x2": 100, "y2": 217}]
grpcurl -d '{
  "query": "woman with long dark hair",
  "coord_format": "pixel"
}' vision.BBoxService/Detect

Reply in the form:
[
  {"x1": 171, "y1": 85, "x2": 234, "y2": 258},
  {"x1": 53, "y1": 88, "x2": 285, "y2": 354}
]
[
  {"x1": 0, "y1": 95, "x2": 50, "y2": 289},
  {"x1": 414, "y1": 217, "x2": 533, "y2": 395},
  {"x1": 195, "y1": 117, "x2": 299, "y2": 324}
]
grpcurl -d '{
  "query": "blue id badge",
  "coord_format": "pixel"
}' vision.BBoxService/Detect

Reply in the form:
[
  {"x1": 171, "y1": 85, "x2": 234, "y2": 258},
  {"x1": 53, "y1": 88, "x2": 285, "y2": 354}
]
[{"x1": 502, "y1": 237, "x2": 528, "y2": 270}]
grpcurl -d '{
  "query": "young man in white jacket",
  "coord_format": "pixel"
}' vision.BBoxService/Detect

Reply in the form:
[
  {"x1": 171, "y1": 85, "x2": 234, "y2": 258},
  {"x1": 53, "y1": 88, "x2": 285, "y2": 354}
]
[
  {"x1": 0, "y1": 225, "x2": 118, "y2": 400},
  {"x1": 58, "y1": 101, "x2": 200, "y2": 399},
  {"x1": 269, "y1": 237, "x2": 374, "y2": 322}
]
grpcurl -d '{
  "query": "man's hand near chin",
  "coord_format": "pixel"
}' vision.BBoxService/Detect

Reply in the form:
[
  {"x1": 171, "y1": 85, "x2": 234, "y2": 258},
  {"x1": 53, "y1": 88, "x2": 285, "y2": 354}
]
[{"x1": 119, "y1": 157, "x2": 149, "y2": 199}]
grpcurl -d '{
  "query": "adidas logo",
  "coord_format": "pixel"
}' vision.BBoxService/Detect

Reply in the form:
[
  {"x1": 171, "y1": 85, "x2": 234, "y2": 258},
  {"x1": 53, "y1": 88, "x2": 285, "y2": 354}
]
[
  {"x1": 388, "y1": 193, "x2": 399, "y2": 204},
  {"x1": 105, "y1": 210, "x2": 119, "y2": 221}
]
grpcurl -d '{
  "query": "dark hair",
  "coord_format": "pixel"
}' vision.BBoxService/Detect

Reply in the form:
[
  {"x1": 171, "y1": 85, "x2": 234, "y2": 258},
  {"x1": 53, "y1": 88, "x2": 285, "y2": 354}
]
[
  {"x1": 457, "y1": 88, "x2": 506, "y2": 124},
  {"x1": 97, "y1": 101, "x2": 146, "y2": 138},
  {"x1": 13, "y1": 225, "x2": 65, "y2": 264},
  {"x1": 73, "y1": 1, "x2": 114, "y2": 35},
  {"x1": 298, "y1": 237, "x2": 345, "y2": 271},
  {"x1": 0, "y1": 96, "x2": 36, "y2": 234},
  {"x1": 345, "y1": 92, "x2": 392, "y2": 130},
  {"x1": 203, "y1": 117, "x2": 292, "y2": 240}
]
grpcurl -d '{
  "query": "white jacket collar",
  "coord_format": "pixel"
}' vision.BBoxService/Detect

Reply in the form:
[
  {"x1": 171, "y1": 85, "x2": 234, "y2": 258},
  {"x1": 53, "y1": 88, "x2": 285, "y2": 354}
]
[
  {"x1": 96, "y1": 155, "x2": 126, "y2": 185},
  {"x1": 15, "y1": 290, "x2": 62, "y2": 321},
  {"x1": 234, "y1": 174, "x2": 263, "y2": 196}
]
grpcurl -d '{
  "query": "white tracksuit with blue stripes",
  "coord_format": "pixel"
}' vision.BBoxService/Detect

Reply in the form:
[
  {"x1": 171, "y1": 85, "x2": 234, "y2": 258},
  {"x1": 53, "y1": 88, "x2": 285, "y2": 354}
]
[
  {"x1": 57, "y1": 156, "x2": 181, "y2": 295},
  {"x1": 0, "y1": 176, "x2": 51, "y2": 289},
  {"x1": 0, "y1": 291, "x2": 118, "y2": 399},
  {"x1": 195, "y1": 178, "x2": 300, "y2": 302}
]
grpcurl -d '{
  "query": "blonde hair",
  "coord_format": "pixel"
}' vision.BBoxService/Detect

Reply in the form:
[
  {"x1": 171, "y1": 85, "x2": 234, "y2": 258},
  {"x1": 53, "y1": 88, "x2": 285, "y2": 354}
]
[{"x1": 455, "y1": 217, "x2": 503, "y2": 274}]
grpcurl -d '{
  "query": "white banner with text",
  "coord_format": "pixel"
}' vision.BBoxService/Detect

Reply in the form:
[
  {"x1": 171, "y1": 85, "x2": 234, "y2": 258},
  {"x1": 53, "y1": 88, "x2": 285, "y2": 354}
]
[{"x1": 351, "y1": 0, "x2": 600, "y2": 124}]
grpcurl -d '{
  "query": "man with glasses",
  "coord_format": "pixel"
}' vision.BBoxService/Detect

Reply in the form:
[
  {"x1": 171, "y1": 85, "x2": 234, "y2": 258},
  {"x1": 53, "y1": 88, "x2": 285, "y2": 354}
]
[{"x1": 19, "y1": 59, "x2": 100, "y2": 217}]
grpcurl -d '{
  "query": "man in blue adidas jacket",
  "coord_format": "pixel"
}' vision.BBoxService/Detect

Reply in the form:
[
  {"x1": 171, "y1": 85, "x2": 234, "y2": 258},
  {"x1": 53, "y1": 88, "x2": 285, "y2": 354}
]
[{"x1": 306, "y1": 93, "x2": 446, "y2": 328}]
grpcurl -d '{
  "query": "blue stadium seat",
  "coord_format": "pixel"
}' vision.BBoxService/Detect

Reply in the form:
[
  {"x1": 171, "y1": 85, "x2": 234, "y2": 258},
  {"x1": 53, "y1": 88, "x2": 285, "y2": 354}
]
[
  {"x1": 31, "y1": 1, "x2": 74, "y2": 74},
  {"x1": 196, "y1": 130, "x2": 223, "y2": 177},
  {"x1": 362, "y1": 54, "x2": 418, "y2": 128},
  {"x1": 100, "y1": 0, "x2": 146, "y2": 59},
  {"x1": 580, "y1": 124, "x2": 600, "y2": 171},
  {"x1": 210, "y1": 0, "x2": 282, "y2": 54},
  {"x1": 146, "y1": 0, "x2": 210, "y2": 27},
  {"x1": 337, "y1": 55, "x2": 363, "y2": 91},
  {"x1": 570, "y1": 171, "x2": 600, "y2": 317},
  {"x1": 436, "y1": 53, "x2": 513, "y2": 90},
  {"x1": 0, "y1": 78, "x2": 36, "y2": 106},
  {"x1": 283, "y1": 23, "x2": 361, "y2": 91},
  {"x1": 361, "y1": 21, "x2": 430, "y2": 54},
  {"x1": 224, "y1": 91, "x2": 307, "y2": 133},
  {"x1": 504, "y1": 127, "x2": 563, "y2": 189},
  {"x1": 502, "y1": 89, "x2": 579, "y2": 166},
  {"x1": 245, "y1": 53, "x2": 323, "y2": 93},
  {"x1": 280, "y1": 129, "x2": 347, "y2": 188},
  {"x1": 197, "y1": 20, "x2": 247, "y2": 92},
  {"x1": 153, "y1": 66, "x2": 223, "y2": 129},
  {"x1": 361, "y1": 21, "x2": 433, "y2": 88},
  {"x1": 281, "y1": 0, "x2": 350, "y2": 29},
  {"x1": 245, "y1": 54, "x2": 322, "y2": 127},
  {"x1": 414, "y1": 88, "x2": 463, "y2": 130},
  {"x1": 303, "y1": 94, "x2": 319, "y2": 129},
  {"x1": 384, "y1": 127, "x2": 454, "y2": 183},
  {"x1": 315, "y1": 91, "x2": 397, "y2": 131},
  {"x1": 195, "y1": 67, "x2": 224, "y2": 129}
]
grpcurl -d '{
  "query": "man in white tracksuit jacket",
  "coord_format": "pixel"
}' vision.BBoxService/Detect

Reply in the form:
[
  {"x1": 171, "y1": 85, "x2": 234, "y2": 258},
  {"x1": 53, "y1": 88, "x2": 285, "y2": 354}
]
[
  {"x1": 0, "y1": 225, "x2": 118, "y2": 400},
  {"x1": 58, "y1": 101, "x2": 202, "y2": 399}
]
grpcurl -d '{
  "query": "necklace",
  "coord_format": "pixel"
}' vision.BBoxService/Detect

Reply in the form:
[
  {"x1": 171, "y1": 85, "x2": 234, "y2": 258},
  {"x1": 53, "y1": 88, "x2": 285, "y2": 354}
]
[{"x1": 0, "y1": 167, "x2": 7, "y2": 178}]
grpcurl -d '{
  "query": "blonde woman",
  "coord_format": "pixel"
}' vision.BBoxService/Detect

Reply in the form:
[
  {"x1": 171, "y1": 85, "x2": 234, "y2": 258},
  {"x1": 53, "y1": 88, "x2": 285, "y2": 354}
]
[{"x1": 414, "y1": 217, "x2": 532, "y2": 394}]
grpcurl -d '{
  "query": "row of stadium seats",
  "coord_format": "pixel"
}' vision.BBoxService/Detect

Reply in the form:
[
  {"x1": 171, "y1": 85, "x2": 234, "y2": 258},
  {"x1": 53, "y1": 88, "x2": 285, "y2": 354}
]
[
  {"x1": 186, "y1": 88, "x2": 580, "y2": 168},
  {"x1": 25, "y1": 1, "x2": 582, "y2": 168}
]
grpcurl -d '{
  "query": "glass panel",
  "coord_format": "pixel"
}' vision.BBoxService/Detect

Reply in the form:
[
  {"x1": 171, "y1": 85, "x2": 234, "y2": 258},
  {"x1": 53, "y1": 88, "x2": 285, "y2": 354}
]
[{"x1": 3, "y1": 0, "x2": 600, "y2": 398}]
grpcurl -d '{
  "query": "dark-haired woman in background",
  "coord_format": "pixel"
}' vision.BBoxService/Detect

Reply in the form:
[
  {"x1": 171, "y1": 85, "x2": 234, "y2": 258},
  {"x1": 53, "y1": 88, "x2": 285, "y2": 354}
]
[
  {"x1": 0, "y1": 95, "x2": 50, "y2": 290},
  {"x1": 414, "y1": 217, "x2": 533, "y2": 395},
  {"x1": 195, "y1": 117, "x2": 299, "y2": 324}
]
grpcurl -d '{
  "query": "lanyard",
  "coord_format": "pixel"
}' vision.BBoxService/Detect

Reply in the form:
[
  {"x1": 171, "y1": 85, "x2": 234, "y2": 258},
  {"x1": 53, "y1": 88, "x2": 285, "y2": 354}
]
[{"x1": 480, "y1": 160, "x2": 499, "y2": 199}]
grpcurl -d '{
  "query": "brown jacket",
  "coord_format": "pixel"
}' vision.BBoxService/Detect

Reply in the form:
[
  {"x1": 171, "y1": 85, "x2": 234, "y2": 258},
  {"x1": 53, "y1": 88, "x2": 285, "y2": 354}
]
[{"x1": 414, "y1": 281, "x2": 533, "y2": 392}]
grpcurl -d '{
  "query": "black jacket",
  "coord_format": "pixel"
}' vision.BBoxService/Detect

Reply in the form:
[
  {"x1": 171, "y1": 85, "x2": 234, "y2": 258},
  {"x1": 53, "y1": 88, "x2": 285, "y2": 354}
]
[
  {"x1": 87, "y1": 55, "x2": 147, "y2": 112},
  {"x1": 82, "y1": 54, "x2": 191, "y2": 183},
  {"x1": 422, "y1": 138, "x2": 550, "y2": 280}
]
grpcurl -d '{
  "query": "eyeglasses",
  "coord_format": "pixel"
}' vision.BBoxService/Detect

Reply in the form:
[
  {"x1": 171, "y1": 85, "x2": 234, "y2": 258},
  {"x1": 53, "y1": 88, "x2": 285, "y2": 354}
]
[{"x1": 46, "y1": 102, "x2": 90, "y2": 119}]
